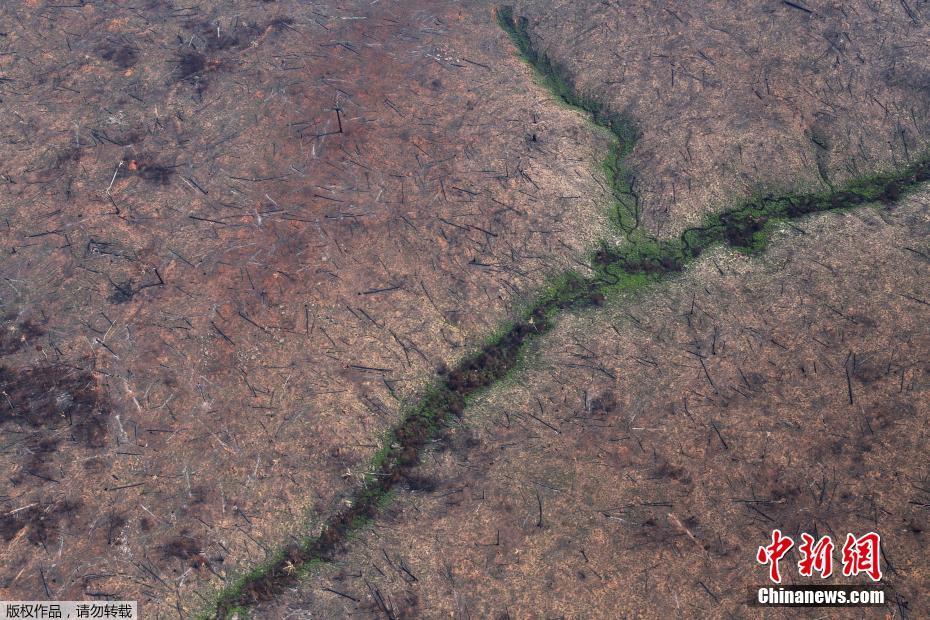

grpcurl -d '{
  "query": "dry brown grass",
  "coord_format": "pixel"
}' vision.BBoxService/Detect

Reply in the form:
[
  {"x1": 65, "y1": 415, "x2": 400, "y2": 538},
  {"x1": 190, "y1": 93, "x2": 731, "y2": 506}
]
[
  {"x1": 0, "y1": 1, "x2": 607, "y2": 614},
  {"x1": 3, "y1": 0, "x2": 930, "y2": 617},
  {"x1": 512, "y1": 0, "x2": 930, "y2": 237},
  {"x1": 255, "y1": 193, "x2": 929, "y2": 619}
]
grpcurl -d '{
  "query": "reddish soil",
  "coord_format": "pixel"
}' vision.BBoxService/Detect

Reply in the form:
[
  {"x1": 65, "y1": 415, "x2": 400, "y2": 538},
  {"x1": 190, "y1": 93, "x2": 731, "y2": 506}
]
[
  {"x1": 255, "y1": 194, "x2": 930, "y2": 619},
  {"x1": 0, "y1": 0, "x2": 606, "y2": 614},
  {"x1": 512, "y1": 0, "x2": 930, "y2": 237},
  {"x1": 2, "y1": 1, "x2": 929, "y2": 618}
]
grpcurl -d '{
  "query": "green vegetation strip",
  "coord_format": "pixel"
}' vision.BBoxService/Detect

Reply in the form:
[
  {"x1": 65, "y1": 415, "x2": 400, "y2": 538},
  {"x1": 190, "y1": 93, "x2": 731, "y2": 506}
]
[{"x1": 206, "y1": 7, "x2": 930, "y2": 618}]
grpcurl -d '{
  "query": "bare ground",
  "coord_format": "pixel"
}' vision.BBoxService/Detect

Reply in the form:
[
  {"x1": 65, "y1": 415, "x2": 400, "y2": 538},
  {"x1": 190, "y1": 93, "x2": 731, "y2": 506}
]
[
  {"x1": 511, "y1": 0, "x2": 930, "y2": 237},
  {"x1": 255, "y1": 192, "x2": 930, "y2": 619},
  {"x1": 0, "y1": 1, "x2": 608, "y2": 614},
  {"x1": 2, "y1": 0, "x2": 929, "y2": 618}
]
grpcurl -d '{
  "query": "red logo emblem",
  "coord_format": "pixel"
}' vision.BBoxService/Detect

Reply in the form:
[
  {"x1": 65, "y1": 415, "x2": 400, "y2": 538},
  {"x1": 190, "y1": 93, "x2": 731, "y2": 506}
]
[
  {"x1": 841, "y1": 532, "x2": 882, "y2": 581},
  {"x1": 798, "y1": 533, "x2": 834, "y2": 578},
  {"x1": 756, "y1": 529, "x2": 794, "y2": 583},
  {"x1": 757, "y1": 531, "x2": 882, "y2": 583}
]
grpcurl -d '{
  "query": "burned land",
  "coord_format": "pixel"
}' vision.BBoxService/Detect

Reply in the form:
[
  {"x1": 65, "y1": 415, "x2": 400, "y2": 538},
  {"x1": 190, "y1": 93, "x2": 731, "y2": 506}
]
[
  {"x1": 1, "y1": 1, "x2": 929, "y2": 619},
  {"x1": 255, "y1": 185, "x2": 930, "y2": 620},
  {"x1": 0, "y1": 0, "x2": 606, "y2": 614}
]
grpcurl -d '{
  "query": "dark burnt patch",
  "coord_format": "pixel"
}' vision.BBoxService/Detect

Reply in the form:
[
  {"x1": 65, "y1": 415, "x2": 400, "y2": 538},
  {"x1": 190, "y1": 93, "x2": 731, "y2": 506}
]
[
  {"x1": 8, "y1": 435, "x2": 62, "y2": 487},
  {"x1": 0, "y1": 364, "x2": 110, "y2": 449},
  {"x1": 31, "y1": 146, "x2": 83, "y2": 183},
  {"x1": 108, "y1": 268, "x2": 165, "y2": 304},
  {"x1": 268, "y1": 17, "x2": 295, "y2": 32},
  {"x1": 176, "y1": 50, "x2": 206, "y2": 81},
  {"x1": 104, "y1": 512, "x2": 127, "y2": 545},
  {"x1": 28, "y1": 436, "x2": 60, "y2": 467},
  {"x1": 53, "y1": 146, "x2": 83, "y2": 169},
  {"x1": 850, "y1": 351, "x2": 890, "y2": 385},
  {"x1": 170, "y1": 50, "x2": 210, "y2": 96},
  {"x1": 652, "y1": 455, "x2": 692, "y2": 485},
  {"x1": 0, "y1": 512, "x2": 21, "y2": 541},
  {"x1": 404, "y1": 474, "x2": 438, "y2": 492},
  {"x1": 0, "y1": 319, "x2": 44, "y2": 355},
  {"x1": 108, "y1": 280, "x2": 136, "y2": 304},
  {"x1": 0, "y1": 499, "x2": 83, "y2": 546},
  {"x1": 161, "y1": 532, "x2": 207, "y2": 568},
  {"x1": 189, "y1": 484, "x2": 211, "y2": 506},
  {"x1": 96, "y1": 41, "x2": 139, "y2": 68},
  {"x1": 190, "y1": 17, "x2": 294, "y2": 53},
  {"x1": 117, "y1": 156, "x2": 176, "y2": 185},
  {"x1": 137, "y1": 163, "x2": 175, "y2": 185},
  {"x1": 630, "y1": 511, "x2": 687, "y2": 547},
  {"x1": 588, "y1": 391, "x2": 616, "y2": 419},
  {"x1": 169, "y1": 17, "x2": 294, "y2": 96},
  {"x1": 83, "y1": 455, "x2": 107, "y2": 474}
]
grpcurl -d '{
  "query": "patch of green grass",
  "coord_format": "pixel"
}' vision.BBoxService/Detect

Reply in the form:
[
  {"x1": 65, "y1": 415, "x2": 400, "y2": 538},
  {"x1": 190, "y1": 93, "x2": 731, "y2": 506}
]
[
  {"x1": 347, "y1": 514, "x2": 372, "y2": 537},
  {"x1": 196, "y1": 549, "x2": 289, "y2": 620},
  {"x1": 497, "y1": 6, "x2": 641, "y2": 235},
  {"x1": 225, "y1": 606, "x2": 250, "y2": 620},
  {"x1": 376, "y1": 489, "x2": 396, "y2": 509},
  {"x1": 292, "y1": 558, "x2": 326, "y2": 580}
]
